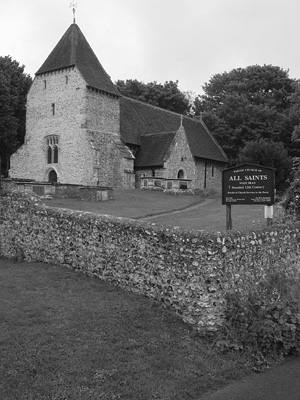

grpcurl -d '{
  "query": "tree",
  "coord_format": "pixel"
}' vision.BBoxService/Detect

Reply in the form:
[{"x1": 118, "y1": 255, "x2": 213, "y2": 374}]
[
  {"x1": 197, "y1": 65, "x2": 297, "y2": 163},
  {"x1": 288, "y1": 81, "x2": 300, "y2": 145},
  {"x1": 115, "y1": 79, "x2": 190, "y2": 114},
  {"x1": 0, "y1": 56, "x2": 32, "y2": 175},
  {"x1": 237, "y1": 138, "x2": 292, "y2": 191}
]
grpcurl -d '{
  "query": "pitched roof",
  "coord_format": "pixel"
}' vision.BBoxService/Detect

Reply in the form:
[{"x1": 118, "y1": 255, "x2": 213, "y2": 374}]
[
  {"x1": 135, "y1": 132, "x2": 176, "y2": 167},
  {"x1": 36, "y1": 24, "x2": 120, "y2": 97},
  {"x1": 120, "y1": 97, "x2": 228, "y2": 164}
]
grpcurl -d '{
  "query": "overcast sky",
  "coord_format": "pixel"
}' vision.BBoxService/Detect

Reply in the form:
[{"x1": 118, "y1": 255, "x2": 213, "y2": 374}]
[{"x1": 1, "y1": 0, "x2": 300, "y2": 95}]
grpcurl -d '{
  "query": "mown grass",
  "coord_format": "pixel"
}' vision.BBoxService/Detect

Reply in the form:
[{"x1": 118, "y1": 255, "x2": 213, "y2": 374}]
[
  {"x1": 43, "y1": 189, "x2": 267, "y2": 232},
  {"x1": 43, "y1": 189, "x2": 204, "y2": 219},
  {"x1": 0, "y1": 259, "x2": 251, "y2": 400}
]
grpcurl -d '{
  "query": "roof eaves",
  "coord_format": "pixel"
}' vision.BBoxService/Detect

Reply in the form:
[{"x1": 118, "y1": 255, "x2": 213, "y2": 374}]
[
  {"x1": 135, "y1": 162, "x2": 164, "y2": 168},
  {"x1": 87, "y1": 85, "x2": 120, "y2": 98},
  {"x1": 140, "y1": 131, "x2": 177, "y2": 137},
  {"x1": 35, "y1": 64, "x2": 76, "y2": 76}
]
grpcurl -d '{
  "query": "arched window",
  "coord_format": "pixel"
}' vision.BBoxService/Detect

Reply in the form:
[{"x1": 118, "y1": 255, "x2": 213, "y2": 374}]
[
  {"x1": 47, "y1": 146, "x2": 52, "y2": 164},
  {"x1": 53, "y1": 145, "x2": 58, "y2": 163},
  {"x1": 46, "y1": 136, "x2": 59, "y2": 164},
  {"x1": 177, "y1": 169, "x2": 185, "y2": 179},
  {"x1": 48, "y1": 170, "x2": 57, "y2": 183}
]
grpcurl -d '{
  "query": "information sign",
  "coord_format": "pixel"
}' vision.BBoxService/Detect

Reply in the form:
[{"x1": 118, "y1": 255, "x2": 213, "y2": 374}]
[
  {"x1": 264, "y1": 205, "x2": 274, "y2": 219},
  {"x1": 222, "y1": 164, "x2": 275, "y2": 205}
]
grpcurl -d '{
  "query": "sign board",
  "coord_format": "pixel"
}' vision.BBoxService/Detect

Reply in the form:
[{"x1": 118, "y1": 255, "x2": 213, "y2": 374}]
[
  {"x1": 222, "y1": 164, "x2": 275, "y2": 205},
  {"x1": 264, "y1": 205, "x2": 274, "y2": 219}
]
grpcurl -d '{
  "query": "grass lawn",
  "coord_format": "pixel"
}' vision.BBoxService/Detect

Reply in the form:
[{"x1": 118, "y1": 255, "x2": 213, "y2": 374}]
[
  {"x1": 43, "y1": 189, "x2": 268, "y2": 232},
  {"x1": 43, "y1": 189, "x2": 204, "y2": 219},
  {"x1": 0, "y1": 258, "x2": 251, "y2": 400}
]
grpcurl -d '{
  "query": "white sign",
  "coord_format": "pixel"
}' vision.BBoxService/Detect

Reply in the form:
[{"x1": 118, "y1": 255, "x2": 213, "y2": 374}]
[{"x1": 264, "y1": 205, "x2": 274, "y2": 219}]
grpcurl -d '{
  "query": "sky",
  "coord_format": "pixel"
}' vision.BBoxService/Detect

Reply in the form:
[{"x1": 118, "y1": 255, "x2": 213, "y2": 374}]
[{"x1": 1, "y1": 0, "x2": 300, "y2": 95}]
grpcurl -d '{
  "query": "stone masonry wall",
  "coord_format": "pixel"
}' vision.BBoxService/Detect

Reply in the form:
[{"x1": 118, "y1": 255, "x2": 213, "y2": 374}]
[
  {"x1": 202, "y1": 161, "x2": 224, "y2": 190},
  {"x1": 164, "y1": 127, "x2": 195, "y2": 182},
  {"x1": 85, "y1": 89, "x2": 120, "y2": 135},
  {"x1": 161, "y1": 127, "x2": 225, "y2": 190},
  {"x1": 81, "y1": 87, "x2": 133, "y2": 188},
  {"x1": 10, "y1": 67, "x2": 93, "y2": 185},
  {"x1": 9, "y1": 68, "x2": 131, "y2": 188},
  {"x1": 193, "y1": 159, "x2": 224, "y2": 190},
  {"x1": 3, "y1": 191, "x2": 300, "y2": 333},
  {"x1": 88, "y1": 131, "x2": 134, "y2": 189},
  {"x1": 135, "y1": 168, "x2": 165, "y2": 188}
]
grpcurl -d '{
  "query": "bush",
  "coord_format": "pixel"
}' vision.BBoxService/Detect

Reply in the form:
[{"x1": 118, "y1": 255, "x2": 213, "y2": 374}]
[
  {"x1": 215, "y1": 257, "x2": 300, "y2": 369},
  {"x1": 282, "y1": 179, "x2": 300, "y2": 220}
]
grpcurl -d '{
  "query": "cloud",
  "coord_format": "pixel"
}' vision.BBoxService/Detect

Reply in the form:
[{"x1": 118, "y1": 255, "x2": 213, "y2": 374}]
[{"x1": 1, "y1": 0, "x2": 300, "y2": 94}]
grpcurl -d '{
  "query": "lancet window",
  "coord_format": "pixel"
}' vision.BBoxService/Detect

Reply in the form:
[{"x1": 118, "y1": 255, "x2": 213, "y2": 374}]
[{"x1": 46, "y1": 136, "x2": 59, "y2": 164}]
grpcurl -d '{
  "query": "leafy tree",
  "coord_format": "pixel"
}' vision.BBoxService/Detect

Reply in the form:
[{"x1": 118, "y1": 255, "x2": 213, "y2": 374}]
[
  {"x1": 115, "y1": 79, "x2": 190, "y2": 114},
  {"x1": 288, "y1": 81, "x2": 300, "y2": 144},
  {"x1": 197, "y1": 65, "x2": 297, "y2": 162},
  {"x1": 237, "y1": 138, "x2": 292, "y2": 191},
  {"x1": 0, "y1": 56, "x2": 32, "y2": 175}
]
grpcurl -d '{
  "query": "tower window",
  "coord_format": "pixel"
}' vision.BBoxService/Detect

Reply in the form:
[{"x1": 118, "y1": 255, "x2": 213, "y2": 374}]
[
  {"x1": 46, "y1": 136, "x2": 59, "y2": 164},
  {"x1": 53, "y1": 145, "x2": 58, "y2": 163},
  {"x1": 47, "y1": 146, "x2": 52, "y2": 164},
  {"x1": 51, "y1": 103, "x2": 55, "y2": 115},
  {"x1": 65, "y1": 75, "x2": 69, "y2": 84},
  {"x1": 43, "y1": 80, "x2": 47, "y2": 89}
]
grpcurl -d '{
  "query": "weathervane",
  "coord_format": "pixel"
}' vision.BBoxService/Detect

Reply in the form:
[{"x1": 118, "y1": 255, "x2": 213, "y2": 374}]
[{"x1": 70, "y1": 1, "x2": 77, "y2": 24}]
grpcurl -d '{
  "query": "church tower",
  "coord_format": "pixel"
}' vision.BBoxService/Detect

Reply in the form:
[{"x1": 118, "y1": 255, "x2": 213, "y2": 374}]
[{"x1": 9, "y1": 23, "x2": 135, "y2": 188}]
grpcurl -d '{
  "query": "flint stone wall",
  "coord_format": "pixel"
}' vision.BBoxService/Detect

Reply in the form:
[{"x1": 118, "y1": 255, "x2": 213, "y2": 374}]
[{"x1": 1, "y1": 191, "x2": 300, "y2": 332}]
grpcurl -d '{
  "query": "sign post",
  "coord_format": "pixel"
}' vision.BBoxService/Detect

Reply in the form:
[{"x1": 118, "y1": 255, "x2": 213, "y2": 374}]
[
  {"x1": 226, "y1": 204, "x2": 232, "y2": 230},
  {"x1": 264, "y1": 205, "x2": 274, "y2": 226},
  {"x1": 222, "y1": 164, "x2": 275, "y2": 230}
]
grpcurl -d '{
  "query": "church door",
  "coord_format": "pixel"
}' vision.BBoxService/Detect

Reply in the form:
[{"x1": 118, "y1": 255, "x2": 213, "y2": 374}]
[{"x1": 49, "y1": 170, "x2": 57, "y2": 183}]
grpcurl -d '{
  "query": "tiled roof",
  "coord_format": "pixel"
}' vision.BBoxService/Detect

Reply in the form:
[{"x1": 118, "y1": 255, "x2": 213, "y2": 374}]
[
  {"x1": 36, "y1": 24, "x2": 120, "y2": 97},
  {"x1": 120, "y1": 97, "x2": 228, "y2": 164},
  {"x1": 135, "y1": 132, "x2": 176, "y2": 167}
]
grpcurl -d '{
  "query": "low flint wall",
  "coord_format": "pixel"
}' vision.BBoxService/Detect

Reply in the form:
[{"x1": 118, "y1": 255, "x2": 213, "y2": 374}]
[{"x1": 1, "y1": 191, "x2": 300, "y2": 332}]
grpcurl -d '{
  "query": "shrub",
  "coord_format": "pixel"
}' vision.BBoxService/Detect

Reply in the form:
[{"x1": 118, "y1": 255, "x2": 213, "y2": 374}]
[
  {"x1": 282, "y1": 179, "x2": 300, "y2": 220},
  {"x1": 215, "y1": 257, "x2": 300, "y2": 369}
]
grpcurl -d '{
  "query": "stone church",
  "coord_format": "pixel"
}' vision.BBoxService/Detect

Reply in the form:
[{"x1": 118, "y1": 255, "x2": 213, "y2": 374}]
[{"x1": 9, "y1": 23, "x2": 228, "y2": 190}]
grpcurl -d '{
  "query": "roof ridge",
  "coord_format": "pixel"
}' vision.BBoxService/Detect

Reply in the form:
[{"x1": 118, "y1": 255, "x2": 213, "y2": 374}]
[
  {"x1": 121, "y1": 95, "x2": 218, "y2": 126},
  {"x1": 121, "y1": 96, "x2": 184, "y2": 118}
]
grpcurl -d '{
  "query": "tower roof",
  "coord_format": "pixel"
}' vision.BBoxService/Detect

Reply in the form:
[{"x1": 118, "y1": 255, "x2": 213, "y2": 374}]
[{"x1": 36, "y1": 23, "x2": 120, "y2": 96}]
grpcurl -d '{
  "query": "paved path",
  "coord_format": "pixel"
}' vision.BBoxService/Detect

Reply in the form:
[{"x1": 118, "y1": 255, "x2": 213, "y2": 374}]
[
  {"x1": 140, "y1": 198, "x2": 216, "y2": 220},
  {"x1": 139, "y1": 196, "x2": 265, "y2": 232},
  {"x1": 198, "y1": 356, "x2": 300, "y2": 400}
]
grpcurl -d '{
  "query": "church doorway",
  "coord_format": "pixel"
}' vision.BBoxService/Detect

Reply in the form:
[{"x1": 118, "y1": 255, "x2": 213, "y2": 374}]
[
  {"x1": 48, "y1": 170, "x2": 57, "y2": 183},
  {"x1": 177, "y1": 169, "x2": 185, "y2": 179}
]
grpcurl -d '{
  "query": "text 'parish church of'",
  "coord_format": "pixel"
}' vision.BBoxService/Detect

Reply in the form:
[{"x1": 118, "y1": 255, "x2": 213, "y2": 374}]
[{"x1": 9, "y1": 20, "x2": 228, "y2": 190}]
